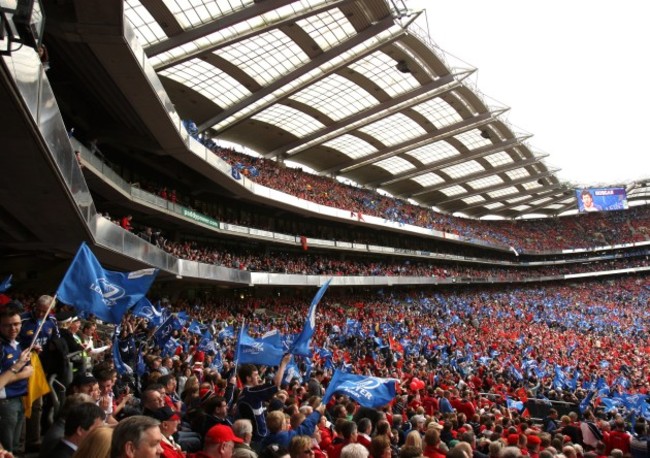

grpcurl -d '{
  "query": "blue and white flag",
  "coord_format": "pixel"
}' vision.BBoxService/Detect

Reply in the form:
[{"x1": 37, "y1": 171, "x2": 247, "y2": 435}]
[
  {"x1": 235, "y1": 326, "x2": 284, "y2": 366},
  {"x1": 113, "y1": 327, "x2": 133, "y2": 375},
  {"x1": 154, "y1": 314, "x2": 175, "y2": 347},
  {"x1": 506, "y1": 396, "x2": 524, "y2": 412},
  {"x1": 188, "y1": 320, "x2": 204, "y2": 335},
  {"x1": 290, "y1": 279, "x2": 331, "y2": 357},
  {"x1": 0, "y1": 274, "x2": 12, "y2": 293},
  {"x1": 322, "y1": 369, "x2": 397, "y2": 407},
  {"x1": 198, "y1": 330, "x2": 219, "y2": 354},
  {"x1": 163, "y1": 337, "x2": 180, "y2": 357},
  {"x1": 56, "y1": 243, "x2": 158, "y2": 324},
  {"x1": 132, "y1": 297, "x2": 164, "y2": 327},
  {"x1": 211, "y1": 349, "x2": 223, "y2": 372},
  {"x1": 283, "y1": 356, "x2": 303, "y2": 384},
  {"x1": 218, "y1": 326, "x2": 235, "y2": 342},
  {"x1": 579, "y1": 390, "x2": 595, "y2": 414}
]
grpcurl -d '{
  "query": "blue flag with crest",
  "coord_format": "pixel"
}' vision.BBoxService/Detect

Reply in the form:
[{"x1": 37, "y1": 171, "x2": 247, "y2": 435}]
[
  {"x1": 132, "y1": 297, "x2": 165, "y2": 327},
  {"x1": 235, "y1": 326, "x2": 284, "y2": 366},
  {"x1": 112, "y1": 327, "x2": 133, "y2": 375},
  {"x1": 322, "y1": 369, "x2": 397, "y2": 407},
  {"x1": 56, "y1": 243, "x2": 158, "y2": 324},
  {"x1": 290, "y1": 279, "x2": 331, "y2": 356}
]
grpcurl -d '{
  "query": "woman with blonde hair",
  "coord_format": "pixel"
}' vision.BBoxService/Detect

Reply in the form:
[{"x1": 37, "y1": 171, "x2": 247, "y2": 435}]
[{"x1": 72, "y1": 426, "x2": 113, "y2": 458}]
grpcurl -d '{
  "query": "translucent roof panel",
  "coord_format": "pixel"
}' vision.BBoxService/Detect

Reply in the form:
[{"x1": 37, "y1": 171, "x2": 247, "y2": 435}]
[
  {"x1": 160, "y1": 59, "x2": 251, "y2": 108},
  {"x1": 547, "y1": 204, "x2": 565, "y2": 210},
  {"x1": 252, "y1": 104, "x2": 326, "y2": 137},
  {"x1": 405, "y1": 141, "x2": 459, "y2": 165},
  {"x1": 485, "y1": 202, "x2": 505, "y2": 210},
  {"x1": 484, "y1": 151, "x2": 515, "y2": 167},
  {"x1": 522, "y1": 181, "x2": 543, "y2": 191},
  {"x1": 441, "y1": 160, "x2": 484, "y2": 179},
  {"x1": 439, "y1": 184, "x2": 467, "y2": 197},
  {"x1": 348, "y1": 52, "x2": 421, "y2": 98},
  {"x1": 506, "y1": 195, "x2": 530, "y2": 204},
  {"x1": 290, "y1": 74, "x2": 378, "y2": 122},
  {"x1": 488, "y1": 186, "x2": 519, "y2": 199},
  {"x1": 454, "y1": 129, "x2": 494, "y2": 150},
  {"x1": 462, "y1": 195, "x2": 486, "y2": 204},
  {"x1": 411, "y1": 172, "x2": 445, "y2": 187},
  {"x1": 505, "y1": 168, "x2": 531, "y2": 180},
  {"x1": 374, "y1": 157, "x2": 416, "y2": 175},
  {"x1": 359, "y1": 113, "x2": 427, "y2": 147},
  {"x1": 124, "y1": 0, "x2": 168, "y2": 47},
  {"x1": 512, "y1": 205, "x2": 532, "y2": 212},
  {"x1": 162, "y1": 0, "x2": 252, "y2": 30},
  {"x1": 322, "y1": 134, "x2": 377, "y2": 160},
  {"x1": 529, "y1": 197, "x2": 553, "y2": 206},
  {"x1": 467, "y1": 175, "x2": 504, "y2": 190},
  {"x1": 217, "y1": 29, "x2": 309, "y2": 85},
  {"x1": 411, "y1": 97, "x2": 464, "y2": 129},
  {"x1": 296, "y1": 8, "x2": 356, "y2": 52}
]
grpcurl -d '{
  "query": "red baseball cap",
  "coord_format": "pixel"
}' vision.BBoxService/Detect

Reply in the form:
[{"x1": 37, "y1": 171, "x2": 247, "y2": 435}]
[{"x1": 206, "y1": 425, "x2": 243, "y2": 444}]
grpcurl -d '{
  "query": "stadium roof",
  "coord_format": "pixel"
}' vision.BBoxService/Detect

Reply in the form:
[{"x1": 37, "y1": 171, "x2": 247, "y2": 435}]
[{"x1": 124, "y1": 0, "x2": 647, "y2": 218}]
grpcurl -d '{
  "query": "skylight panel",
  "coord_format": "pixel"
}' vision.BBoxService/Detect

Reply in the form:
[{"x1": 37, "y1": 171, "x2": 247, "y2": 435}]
[
  {"x1": 252, "y1": 105, "x2": 325, "y2": 137},
  {"x1": 160, "y1": 58, "x2": 250, "y2": 108},
  {"x1": 290, "y1": 74, "x2": 377, "y2": 121},
  {"x1": 217, "y1": 29, "x2": 309, "y2": 85},
  {"x1": 405, "y1": 141, "x2": 459, "y2": 165},
  {"x1": 439, "y1": 185, "x2": 467, "y2": 197},
  {"x1": 467, "y1": 175, "x2": 504, "y2": 189},
  {"x1": 359, "y1": 113, "x2": 426, "y2": 147},
  {"x1": 485, "y1": 202, "x2": 504, "y2": 209},
  {"x1": 412, "y1": 97, "x2": 463, "y2": 128},
  {"x1": 163, "y1": 0, "x2": 252, "y2": 30},
  {"x1": 411, "y1": 172, "x2": 445, "y2": 187},
  {"x1": 454, "y1": 129, "x2": 493, "y2": 150},
  {"x1": 296, "y1": 8, "x2": 356, "y2": 51},
  {"x1": 349, "y1": 51, "x2": 420, "y2": 98},
  {"x1": 506, "y1": 168, "x2": 530, "y2": 180},
  {"x1": 124, "y1": 0, "x2": 168, "y2": 47},
  {"x1": 522, "y1": 181, "x2": 543, "y2": 190},
  {"x1": 484, "y1": 151, "x2": 514, "y2": 167},
  {"x1": 488, "y1": 187, "x2": 519, "y2": 198},
  {"x1": 462, "y1": 195, "x2": 486, "y2": 204},
  {"x1": 374, "y1": 157, "x2": 416, "y2": 174},
  {"x1": 322, "y1": 134, "x2": 376, "y2": 160},
  {"x1": 441, "y1": 160, "x2": 484, "y2": 179}
]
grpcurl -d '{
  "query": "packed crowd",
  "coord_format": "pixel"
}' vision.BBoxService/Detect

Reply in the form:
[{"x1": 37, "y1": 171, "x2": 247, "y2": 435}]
[
  {"x1": 1, "y1": 274, "x2": 649, "y2": 457},
  {"x1": 139, "y1": 236, "x2": 650, "y2": 280}
]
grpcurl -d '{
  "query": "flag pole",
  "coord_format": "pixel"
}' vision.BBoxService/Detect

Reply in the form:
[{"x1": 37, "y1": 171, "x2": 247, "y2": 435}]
[{"x1": 27, "y1": 294, "x2": 58, "y2": 353}]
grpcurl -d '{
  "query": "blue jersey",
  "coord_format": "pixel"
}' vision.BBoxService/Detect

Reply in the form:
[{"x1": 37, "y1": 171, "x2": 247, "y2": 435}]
[
  {"x1": 236, "y1": 383, "x2": 278, "y2": 440},
  {"x1": 0, "y1": 337, "x2": 28, "y2": 398},
  {"x1": 19, "y1": 313, "x2": 59, "y2": 349}
]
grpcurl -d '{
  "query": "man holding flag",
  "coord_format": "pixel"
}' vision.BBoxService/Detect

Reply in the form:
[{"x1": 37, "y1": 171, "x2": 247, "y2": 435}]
[{"x1": 0, "y1": 302, "x2": 35, "y2": 454}]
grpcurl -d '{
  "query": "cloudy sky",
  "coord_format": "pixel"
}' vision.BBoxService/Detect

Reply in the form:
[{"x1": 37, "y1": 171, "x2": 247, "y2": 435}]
[{"x1": 407, "y1": 0, "x2": 649, "y2": 186}]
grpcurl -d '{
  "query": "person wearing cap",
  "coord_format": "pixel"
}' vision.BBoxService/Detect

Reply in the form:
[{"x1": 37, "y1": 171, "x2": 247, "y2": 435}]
[
  {"x1": 149, "y1": 406, "x2": 185, "y2": 458},
  {"x1": 192, "y1": 424, "x2": 243, "y2": 458},
  {"x1": 526, "y1": 435, "x2": 541, "y2": 458},
  {"x1": 59, "y1": 315, "x2": 86, "y2": 373}
]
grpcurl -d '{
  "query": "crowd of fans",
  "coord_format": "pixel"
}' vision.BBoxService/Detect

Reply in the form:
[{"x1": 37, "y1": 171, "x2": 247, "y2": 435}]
[{"x1": 1, "y1": 275, "x2": 650, "y2": 457}]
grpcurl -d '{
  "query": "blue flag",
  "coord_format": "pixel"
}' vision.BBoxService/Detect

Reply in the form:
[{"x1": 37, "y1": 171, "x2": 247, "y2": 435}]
[
  {"x1": 163, "y1": 337, "x2": 180, "y2": 357},
  {"x1": 136, "y1": 350, "x2": 146, "y2": 376},
  {"x1": 218, "y1": 326, "x2": 235, "y2": 342},
  {"x1": 154, "y1": 314, "x2": 175, "y2": 347},
  {"x1": 579, "y1": 390, "x2": 595, "y2": 414},
  {"x1": 176, "y1": 311, "x2": 190, "y2": 326},
  {"x1": 322, "y1": 370, "x2": 396, "y2": 407},
  {"x1": 506, "y1": 396, "x2": 524, "y2": 412},
  {"x1": 188, "y1": 320, "x2": 204, "y2": 335},
  {"x1": 283, "y1": 356, "x2": 303, "y2": 385},
  {"x1": 290, "y1": 279, "x2": 331, "y2": 357},
  {"x1": 211, "y1": 349, "x2": 223, "y2": 372},
  {"x1": 235, "y1": 326, "x2": 284, "y2": 366},
  {"x1": 132, "y1": 298, "x2": 164, "y2": 327},
  {"x1": 56, "y1": 243, "x2": 158, "y2": 324},
  {"x1": 0, "y1": 274, "x2": 12, "y2": 292},
  {"x1": 113, "y1": 328, "x2": 133, "y2": 375}
]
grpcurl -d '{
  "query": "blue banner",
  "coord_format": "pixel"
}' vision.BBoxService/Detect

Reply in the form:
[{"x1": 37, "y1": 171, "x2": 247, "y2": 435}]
[
  {"x1": 0, "y1": 274, "x2": 12, "y2": 293},
  {"x1": 322, "y1": 369, "x2": 396, "y2": 407},
  {"x1": 56, "y1": 243, "x2": 158, "y2": 324},
  {"x1": 132, "y1": 297, "x2": 164, "y2": 327},
  {"x1": 235, "y1": 326, "x2": 284, "y2": 366}
]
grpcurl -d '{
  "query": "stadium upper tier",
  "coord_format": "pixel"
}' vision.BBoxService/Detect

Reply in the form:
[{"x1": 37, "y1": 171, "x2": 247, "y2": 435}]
[{"x1": 115, "y1": 0, "x2": 650, "y2": 218}]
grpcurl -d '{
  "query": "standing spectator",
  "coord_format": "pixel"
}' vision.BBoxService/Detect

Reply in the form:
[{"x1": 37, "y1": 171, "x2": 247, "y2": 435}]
[
  {"x1": 49, "y1": 403, "x2": 106, "y2": 458},
  {"x1": 121, "y1": 215, "x2": 133, "y2": 231},
  {"x1": 606, "y1": 419, "x2": 631, "y2": 455},
  {"x1": 0, "y1": 303, "x2": 32, "y2": 454},
  {"x1": 236, "y1": 354, "x2": 291, "y2": 444}
]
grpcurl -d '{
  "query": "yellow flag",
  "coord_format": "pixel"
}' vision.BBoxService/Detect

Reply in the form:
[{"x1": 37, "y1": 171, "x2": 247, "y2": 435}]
[{"x1": 23, "y1": 352, "x2": 51, "y2": 418}]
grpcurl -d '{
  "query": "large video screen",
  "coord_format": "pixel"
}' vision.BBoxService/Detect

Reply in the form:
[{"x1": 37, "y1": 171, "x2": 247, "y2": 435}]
[{"x1": 575, "y1": 187, "x2": 628, "y2": 213}]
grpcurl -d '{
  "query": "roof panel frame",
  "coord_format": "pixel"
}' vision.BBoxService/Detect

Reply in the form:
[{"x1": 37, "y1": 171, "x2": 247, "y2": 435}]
[
  {"x1": 465, "y1": 186, "x2": 570, "y2": 216},
  {"x1": 145, "y1": 0, "x2": 299, "y2": 56},
  {"x1": 406, "y1": 154, "x2": 549, "y2": 197},
  {"x1": 152, "y1": 0, "x2": 355, "y2": 71},
  {"x1": 197, "y1": 16, "x2": 398, "y2": 132},
  {"x1": 518, "y1": 193, "x2": 578, "y2": 215}
]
